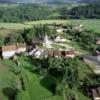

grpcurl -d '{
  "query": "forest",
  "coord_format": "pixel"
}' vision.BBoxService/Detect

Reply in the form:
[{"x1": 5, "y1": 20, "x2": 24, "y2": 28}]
[
  {"x1": 68, "y1": 4, "x2": 100, "y2": 19},
  {"x1": 0, "y1": 4, "x2": 100, "y2": 22}
]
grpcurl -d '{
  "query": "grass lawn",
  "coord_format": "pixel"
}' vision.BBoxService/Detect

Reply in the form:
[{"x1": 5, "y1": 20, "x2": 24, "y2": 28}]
[
  {"x1": 0, "y1": 3, "x2": 19, "y2": 8},
  {"x1": 0, "y1": 19, "x2": 100, "y2": 33},
  {"x1": 0, "y1": 23, "x2": 31, "y2": 30},
  {"x1": 0, "y1": 57, "x2": 64, "y2": 100},
  {"x1": 17, "y1": 69, "x2": 64, "y2": 100},
  {"x1": 75, "y1": 90, "x2": 90, "y2": 100},
  {"x1": 0, "y1": 56, "x2": 93, "y2": 100},
  {"x1": 0, "y1": 59, "x2": 17, "y2": 100},
  {"x1": 0, "y1": 29, "x2": 17, "y2": 37},
  {"x1": 24, "y1": 19, "x2": 100, "y2": 33}
]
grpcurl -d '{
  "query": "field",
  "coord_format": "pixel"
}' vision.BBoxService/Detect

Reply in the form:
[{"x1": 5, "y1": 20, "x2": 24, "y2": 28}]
[
  {"x1": 0, "y1": 58, "x2": 63, "y2": 100},
  {"x1": 0, "y1": 59, "x2": 17, "y2": 100},
  {"x1": 0, "y1": 3, "x2": 19, "y2": 8},
  {"x1": 18, "y1": 69, "x2": 64, "y2": 100},
  {"x1": 0, "y1": 58, "x2": 91, "y2": 100},
  {"x1": 0, "y1": 19, "x2": 100, "y2": 33},
  {"x1": 0, "y1": 19, "x2": 99, "y2": 100}
]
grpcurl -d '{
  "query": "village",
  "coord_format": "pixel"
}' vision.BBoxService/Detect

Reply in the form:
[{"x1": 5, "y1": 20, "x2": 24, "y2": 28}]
[{"x1": 0, "y1": 23, "x2": 100, "y2": 100}]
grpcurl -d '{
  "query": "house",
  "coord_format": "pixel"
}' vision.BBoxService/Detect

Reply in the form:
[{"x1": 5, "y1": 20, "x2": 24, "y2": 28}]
[
  {"x1": 61, "y1": 50, "x2": 75, "y2": 58},
  {"x1": 96, "y1": 38, "x2": 100, "y2": 45},
  {"x1": 16, "y1": 43, "x2": 26, "y2": 53},
  {"x1": 92, "y1": 87, "x2": 100, "y2": 100},
  {"x1": 48, "y1": 49, "x2": 75, "y2": 58},
  {"x1": 2, "y1": 45, "x2": 17, "y2": 59},
  {"x1": 29, "y1": 48, "x2": 37, "y2": 56},
  {"x1": 56, "y1": 28, "x2": 63, "y2": 33},
  {"x1": 48, "y1": 50, "x2": 54, "y2": 57},
  {"x1": 2, "y1": 43, "x2": 26, "y2": 59},
  {"x1": 34, "y1": 50, "x2": 44, "y2": 58},
  {"x1": 54, "y1": 35, "x2": 66, "y2": 42},
  {"x1": 43, "y1": 50, "x2": 48, "y2": 58},
  {"x1": 65, "y1": 50, "x2": 75, "y2": 58},
  {"x1": 53, "y1": 50, "x2": 61, "y2": 58}
]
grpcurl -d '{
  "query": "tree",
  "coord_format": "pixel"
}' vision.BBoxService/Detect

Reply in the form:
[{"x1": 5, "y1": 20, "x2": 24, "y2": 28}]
[
  {"x1": 0, "y1": 36, "x2": 4, "y2": 46},
  {"x1": 4, "y1": 33, "x2": 24, "y2": 45}
]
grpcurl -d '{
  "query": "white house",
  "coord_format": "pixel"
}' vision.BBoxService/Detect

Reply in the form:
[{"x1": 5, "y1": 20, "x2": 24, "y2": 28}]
[
  {"x1": 16, "y1": 43, "x2": 26, "y2": 53},
  {"x1": 2, "y1": 43, "x2": 26, "y2": 59},
  {"x1": 29, "y1": 49, "x2": 37, "y2": 56},
  {"x1": 54, "y1": 35, "x2": 66, "y2": 42},
  {"x1": 2, "y1": 45, "x2": 17, "y2": 59},
  {"x1": 34, "y1": 50, "x2": 44, "y2": 58},
  {"x1": 56, "y1": 28, "x2": 63, "y2": 33}
]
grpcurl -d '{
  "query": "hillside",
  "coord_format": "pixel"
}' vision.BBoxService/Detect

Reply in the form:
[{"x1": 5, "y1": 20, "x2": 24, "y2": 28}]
[{"x1": 0, "y1": 4, "x2": 100, "y2": 23}]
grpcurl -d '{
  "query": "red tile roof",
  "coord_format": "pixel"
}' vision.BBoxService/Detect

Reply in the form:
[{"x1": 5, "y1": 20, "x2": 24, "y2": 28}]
[
  {"x1": 2, "y1": 43, "x2": 26, "y2": 52},
  {"x1": 2, "y1": 45, "x2": 17, "y2": 51}
]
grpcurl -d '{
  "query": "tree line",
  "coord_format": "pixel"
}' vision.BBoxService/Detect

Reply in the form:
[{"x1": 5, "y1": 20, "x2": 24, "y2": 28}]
[
  {"x1": 68, "y1": 4, "x2": 100, "y2": 19},
  {"x1": 0, "y1": 4, "x2": 60, "y2": 22},
  {"x1": 0, "y1": 4, "x2": 100, "y2": 22}
]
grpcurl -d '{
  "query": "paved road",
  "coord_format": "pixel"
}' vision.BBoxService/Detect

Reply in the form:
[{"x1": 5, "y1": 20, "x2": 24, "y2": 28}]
[
  {"x1": 83, "y1": 55, "x2": 100, "y2": 66},
  {"x1": 83, "y1": 55, "x2": 100, "y2": 74}
]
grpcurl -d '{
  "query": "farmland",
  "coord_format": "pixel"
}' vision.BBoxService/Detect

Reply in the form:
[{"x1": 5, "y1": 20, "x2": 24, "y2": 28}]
[
  {"x1": 0, "y1": 2, "x2": 100, "y2": 100},
  {"x1": 0, "y1": 56, "x2": 92, "y2": 100},
  {"x1": 0, "y1": 59, "x2": 17, "y2": 100},
  {"x1": 0, "y1": 19, "x2": 99, "y2": 100},
  {"x1": 0, "y1": 19, "x2": 100, "y2": 33}
]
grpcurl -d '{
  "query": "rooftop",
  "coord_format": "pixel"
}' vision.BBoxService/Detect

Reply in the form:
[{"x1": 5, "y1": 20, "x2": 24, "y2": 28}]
[
  {"x1": 2, "y1": 45, "x2": 17, "y2": 51},
  {"x1": 2, "y1": 43, "x2": 26, "y2": 52}
]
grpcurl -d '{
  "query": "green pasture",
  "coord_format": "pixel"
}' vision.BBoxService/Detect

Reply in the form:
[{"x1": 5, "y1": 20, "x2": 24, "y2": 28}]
[
  {"x1": 0, "y1": 3, "x2": 19, "y2": 8},
  {"x1": 0, "y1": 19, "x2": 100, "y2": 33},
  {"x1": 0, "y1": 59, "x2": 17, "y2": 100}
]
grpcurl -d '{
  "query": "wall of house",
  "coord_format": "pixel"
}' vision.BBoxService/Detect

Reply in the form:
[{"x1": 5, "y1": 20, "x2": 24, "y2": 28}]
[
  {"x1": 17, "y1": 48, "x2": 26, "y2": 53},
  {"x1": 66, "y1": 54, "x2": 75, "y2": 58},
  {"x1": 2, "y1": 51, "x2": 16, "y2": 59}
]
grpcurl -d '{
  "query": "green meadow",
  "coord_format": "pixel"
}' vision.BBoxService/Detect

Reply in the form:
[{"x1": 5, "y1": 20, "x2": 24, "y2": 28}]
[{"x1": 0, "y1": 19, "x2": 100, "y2": 33}]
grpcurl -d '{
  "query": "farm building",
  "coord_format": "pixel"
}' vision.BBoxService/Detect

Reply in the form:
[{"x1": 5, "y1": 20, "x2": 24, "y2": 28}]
[{"x1": 1, "y1": 43, "x2": 26, "y2": 59}]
